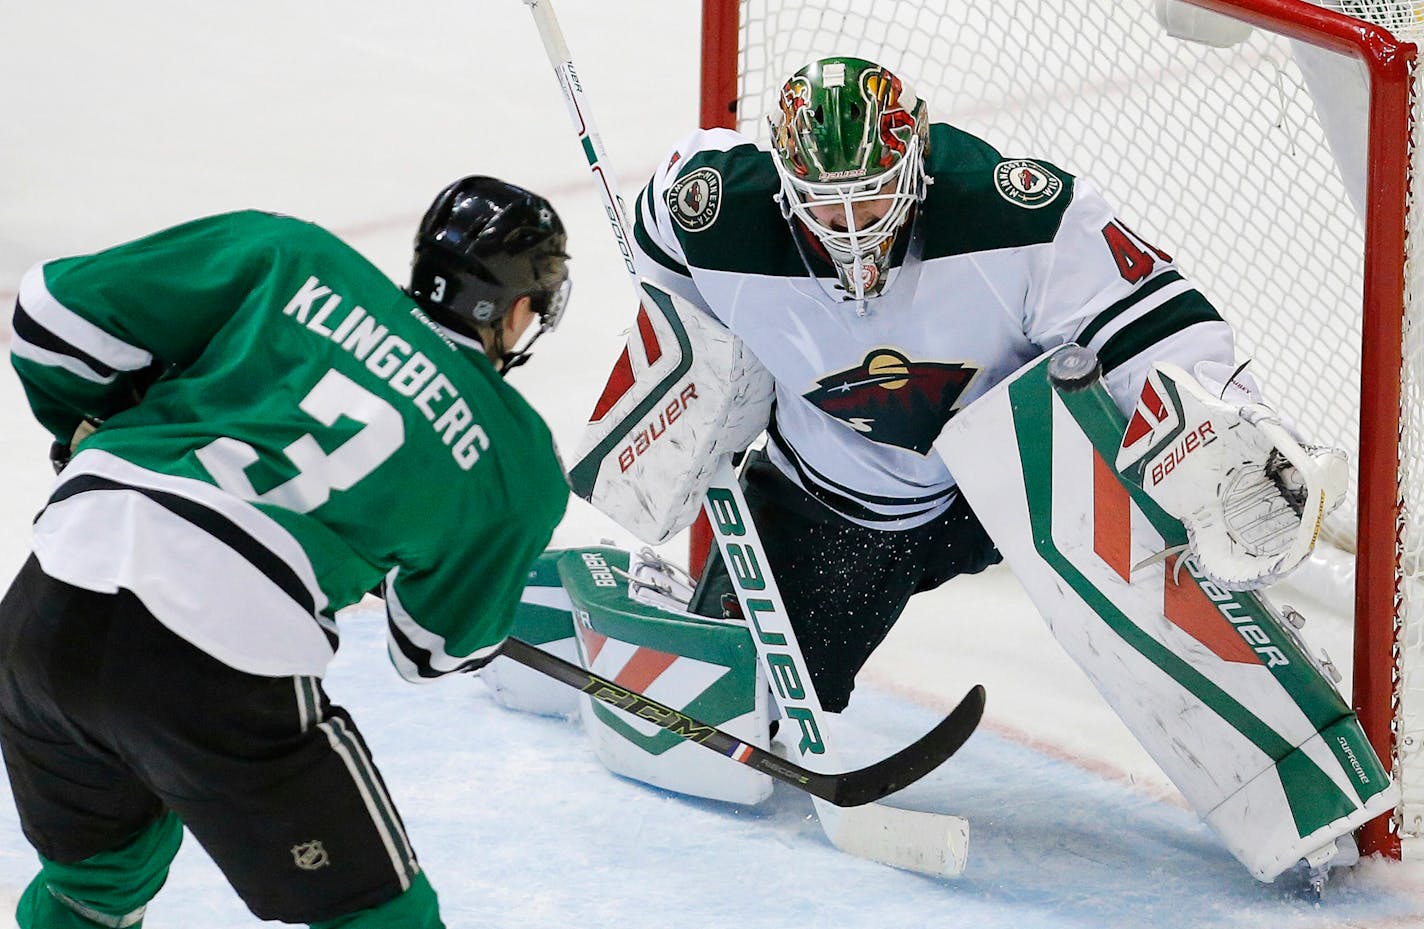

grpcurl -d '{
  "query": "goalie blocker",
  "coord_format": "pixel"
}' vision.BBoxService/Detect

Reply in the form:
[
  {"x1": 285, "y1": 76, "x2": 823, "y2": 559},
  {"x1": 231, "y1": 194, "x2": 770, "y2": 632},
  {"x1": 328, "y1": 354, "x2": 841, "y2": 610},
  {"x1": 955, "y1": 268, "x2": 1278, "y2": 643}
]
[
  {"x1": 567, "y1": 279, "x2": 773, "y2": 544},
  {"x1": 933, "y1": 345, "x2": 1395, "y2": 881}
]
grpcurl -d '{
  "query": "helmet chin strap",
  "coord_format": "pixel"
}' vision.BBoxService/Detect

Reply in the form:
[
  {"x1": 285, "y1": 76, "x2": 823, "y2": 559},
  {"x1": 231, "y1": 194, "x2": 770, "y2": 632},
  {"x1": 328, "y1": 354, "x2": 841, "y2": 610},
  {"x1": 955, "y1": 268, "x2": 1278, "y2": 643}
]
[
  {"x1": 497, "y1": 329, "x2": 545, "y2": 375},
  {"x1": 482, "y1": 317, "x2": 550, "y2": 377},
  {"x1": 481, "y1": 324, "x2": 518, "y2": 377}
]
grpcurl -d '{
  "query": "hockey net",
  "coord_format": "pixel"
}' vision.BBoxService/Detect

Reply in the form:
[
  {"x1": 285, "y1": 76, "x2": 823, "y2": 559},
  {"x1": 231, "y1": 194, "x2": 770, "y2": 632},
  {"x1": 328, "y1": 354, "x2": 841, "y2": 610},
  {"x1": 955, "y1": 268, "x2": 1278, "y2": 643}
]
[{"x1": 699, "y1": 0, "x2": 1423, "y2": 859}]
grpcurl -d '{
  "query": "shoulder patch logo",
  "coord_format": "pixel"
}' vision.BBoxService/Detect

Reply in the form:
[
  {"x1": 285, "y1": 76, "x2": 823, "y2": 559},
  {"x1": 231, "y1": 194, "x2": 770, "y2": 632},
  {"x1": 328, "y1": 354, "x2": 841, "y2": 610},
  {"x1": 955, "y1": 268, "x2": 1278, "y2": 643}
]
[
  {"x1": 667, "y1": 167, "x2": 723, "y2": 232},
  {"x1": 994, "y1": 160, "x2": 1064, "y2": 209}
]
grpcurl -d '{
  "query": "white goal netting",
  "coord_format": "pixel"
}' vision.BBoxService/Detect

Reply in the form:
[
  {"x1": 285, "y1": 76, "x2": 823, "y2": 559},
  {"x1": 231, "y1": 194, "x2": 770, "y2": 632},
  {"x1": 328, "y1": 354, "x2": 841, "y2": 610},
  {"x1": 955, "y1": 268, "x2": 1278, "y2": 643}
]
[{"x1": 723, "y1": 0, "x2": 1424, "y2": 854}]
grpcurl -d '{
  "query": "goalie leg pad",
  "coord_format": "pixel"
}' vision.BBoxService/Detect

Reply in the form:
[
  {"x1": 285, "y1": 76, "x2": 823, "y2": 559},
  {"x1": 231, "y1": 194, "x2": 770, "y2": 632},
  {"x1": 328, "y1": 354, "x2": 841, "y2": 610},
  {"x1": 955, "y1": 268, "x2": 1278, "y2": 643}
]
[
  {"x1": 557, "y1": 547, "x2": 773, "y2": 806},
  {"x1": 935, "y1": 349, "x2": 1396, "y2": 881},
  {"x1": 479, "y1": 549, "x2": 581, "y2": 717},
  {"x1": 689, "y1": 449, "x2": 1001, "y2": 712}
]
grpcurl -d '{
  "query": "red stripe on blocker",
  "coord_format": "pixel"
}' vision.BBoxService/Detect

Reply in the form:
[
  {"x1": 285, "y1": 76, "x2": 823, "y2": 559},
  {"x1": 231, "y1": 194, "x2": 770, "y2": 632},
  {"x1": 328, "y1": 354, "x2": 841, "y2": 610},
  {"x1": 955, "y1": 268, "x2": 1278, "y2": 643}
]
[
  {"x1": 636, "y1": 305, "x2": 663, "y2": 365},
  {"x1": 589, "y1": 347, "x2": 635, "y2": 422}
]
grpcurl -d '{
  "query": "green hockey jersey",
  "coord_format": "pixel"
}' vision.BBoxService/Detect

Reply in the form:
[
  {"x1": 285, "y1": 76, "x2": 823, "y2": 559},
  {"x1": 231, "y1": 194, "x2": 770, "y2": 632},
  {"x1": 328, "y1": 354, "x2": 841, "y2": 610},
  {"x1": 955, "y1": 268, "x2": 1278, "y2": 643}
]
[{"x1": 10, "y1": 210, "x2": 568, "y2": 680}]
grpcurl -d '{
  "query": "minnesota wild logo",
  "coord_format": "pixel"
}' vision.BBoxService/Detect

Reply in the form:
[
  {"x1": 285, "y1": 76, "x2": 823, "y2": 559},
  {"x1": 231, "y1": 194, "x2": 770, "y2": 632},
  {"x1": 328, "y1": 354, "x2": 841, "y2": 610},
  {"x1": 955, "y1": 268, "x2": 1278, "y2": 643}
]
[
  {"x1": 994, "y1": 160, "x2": 1064, "y2": 209},
  {"x1": 667, "y1": 167, "x2": 723, "y2": 232},
  {"x1": 805, "y1": 349, "x2": 979, "y2": 455}
]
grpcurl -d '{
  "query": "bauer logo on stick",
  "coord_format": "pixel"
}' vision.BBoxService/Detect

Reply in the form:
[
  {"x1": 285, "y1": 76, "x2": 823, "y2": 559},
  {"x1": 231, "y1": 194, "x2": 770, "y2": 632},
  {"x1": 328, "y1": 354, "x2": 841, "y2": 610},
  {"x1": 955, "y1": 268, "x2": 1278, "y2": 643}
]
[
  {"x1": 994, "y1": 159, "x2": 1064, "y2": 208},
  {"x1": 667, "y1": 167, "x2": 723, "y2": 232}
]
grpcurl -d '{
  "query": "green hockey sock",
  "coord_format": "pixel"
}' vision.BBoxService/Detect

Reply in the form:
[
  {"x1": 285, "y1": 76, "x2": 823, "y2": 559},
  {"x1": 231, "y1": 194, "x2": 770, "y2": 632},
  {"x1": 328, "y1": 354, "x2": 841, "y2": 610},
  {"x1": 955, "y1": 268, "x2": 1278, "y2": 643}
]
[
  {"x1": 16, "y1": 810, "x2": 182, "y2": 929},
  {"x1": 308, "y1": 870, "x2": 444, "y2": 929}
]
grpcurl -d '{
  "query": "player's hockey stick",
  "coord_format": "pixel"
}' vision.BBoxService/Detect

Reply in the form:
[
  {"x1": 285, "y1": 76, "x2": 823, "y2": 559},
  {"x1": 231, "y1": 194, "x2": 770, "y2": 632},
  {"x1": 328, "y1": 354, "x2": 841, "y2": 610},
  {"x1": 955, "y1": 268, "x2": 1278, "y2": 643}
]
[
  {"x1": 497, "y1": 636, "x2": 984, "y2": 807},
  {"x1": 523, "y1": 0, "x2": 980, "y2": 875}
]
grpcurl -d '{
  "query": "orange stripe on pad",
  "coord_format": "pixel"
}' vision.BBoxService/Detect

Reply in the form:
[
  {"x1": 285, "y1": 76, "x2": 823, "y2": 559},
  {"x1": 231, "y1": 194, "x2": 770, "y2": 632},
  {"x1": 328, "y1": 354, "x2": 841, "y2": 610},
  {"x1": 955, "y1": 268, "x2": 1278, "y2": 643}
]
[
  {"x1": 1092, "y1": 452, "x2": 1133, "y2": 582},
  {"x1": 615, "y1": 647, "x2": 680, "y2": 693},
  {"x1": 579, "y1": 628, "x2": 609, "y2": 665},
  {"x1": 1162, "y1": 557, "x2": 1261, "y2": 665}
]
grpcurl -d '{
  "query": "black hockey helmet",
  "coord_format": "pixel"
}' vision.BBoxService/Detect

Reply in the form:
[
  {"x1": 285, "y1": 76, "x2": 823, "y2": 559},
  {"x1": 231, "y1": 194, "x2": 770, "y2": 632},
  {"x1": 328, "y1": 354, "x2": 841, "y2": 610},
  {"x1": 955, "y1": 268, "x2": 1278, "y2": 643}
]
[{"x1": 408, "y1": 176, "x2": 570, "y2": 363}]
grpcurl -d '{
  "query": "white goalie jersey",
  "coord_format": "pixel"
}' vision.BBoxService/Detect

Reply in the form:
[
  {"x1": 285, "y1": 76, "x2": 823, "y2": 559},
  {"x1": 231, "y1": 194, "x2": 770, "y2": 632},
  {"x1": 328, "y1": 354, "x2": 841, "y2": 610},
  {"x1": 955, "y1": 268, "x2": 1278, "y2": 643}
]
[{"x1": 626, "y1": 124, "x2": 1246, "y2": 530}]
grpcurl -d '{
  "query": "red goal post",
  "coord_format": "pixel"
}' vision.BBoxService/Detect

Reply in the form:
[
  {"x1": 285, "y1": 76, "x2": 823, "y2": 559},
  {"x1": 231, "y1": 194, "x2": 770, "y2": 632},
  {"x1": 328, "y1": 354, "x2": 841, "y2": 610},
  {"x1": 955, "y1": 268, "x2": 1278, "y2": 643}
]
[{"x1": 696, "y1": 0, "x2": 1419, "y2": 861}]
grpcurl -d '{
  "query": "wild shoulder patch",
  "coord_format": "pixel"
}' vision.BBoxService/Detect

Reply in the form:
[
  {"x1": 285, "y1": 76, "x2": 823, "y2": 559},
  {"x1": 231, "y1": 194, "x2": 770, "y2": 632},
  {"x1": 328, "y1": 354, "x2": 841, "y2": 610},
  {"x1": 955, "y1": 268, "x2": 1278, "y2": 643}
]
[
  {"x1": 667, "y1": 166, "x2": 723, "y2": 232},
  {"x1": 994, "y1": 160, "x2": 1064, "y2": 209}
]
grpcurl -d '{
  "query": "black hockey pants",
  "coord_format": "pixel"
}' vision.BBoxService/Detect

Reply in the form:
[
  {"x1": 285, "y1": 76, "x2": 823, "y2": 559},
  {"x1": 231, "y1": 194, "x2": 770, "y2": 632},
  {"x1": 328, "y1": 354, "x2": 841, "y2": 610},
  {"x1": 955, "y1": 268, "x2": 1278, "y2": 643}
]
[
  {"x1": 0, "y1": 556, "x2": 435, "y2": 926},
  {"x1": 689, "y1": 449, "x2": 1001, "y2": 711}
]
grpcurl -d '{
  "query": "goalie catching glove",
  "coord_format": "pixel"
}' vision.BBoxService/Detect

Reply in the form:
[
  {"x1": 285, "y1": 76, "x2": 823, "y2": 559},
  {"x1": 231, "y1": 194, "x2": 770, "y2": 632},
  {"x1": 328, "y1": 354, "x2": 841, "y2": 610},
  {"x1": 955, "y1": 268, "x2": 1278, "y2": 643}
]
[{"x1": 1115, "y1": 360, "x2": 1347, "y2": 590}]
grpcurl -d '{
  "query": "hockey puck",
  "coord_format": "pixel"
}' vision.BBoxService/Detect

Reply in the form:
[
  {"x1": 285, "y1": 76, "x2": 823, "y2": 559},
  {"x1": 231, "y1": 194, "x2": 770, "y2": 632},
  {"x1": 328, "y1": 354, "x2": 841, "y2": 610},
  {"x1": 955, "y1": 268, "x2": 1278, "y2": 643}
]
[{"x1": 1047, "y1": 345, "x2": 1102, "y2": 391}]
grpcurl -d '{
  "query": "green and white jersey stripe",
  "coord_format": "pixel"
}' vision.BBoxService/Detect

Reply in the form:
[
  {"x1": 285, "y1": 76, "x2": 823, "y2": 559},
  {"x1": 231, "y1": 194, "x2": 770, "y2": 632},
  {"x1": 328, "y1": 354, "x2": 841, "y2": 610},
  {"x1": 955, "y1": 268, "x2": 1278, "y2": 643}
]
[
  {"x1": 12, "y1": 211, "x2": 568, "y2": 679},
  {"x1": 632, "y1": 124, "x2": 1235, "y2": 529}
]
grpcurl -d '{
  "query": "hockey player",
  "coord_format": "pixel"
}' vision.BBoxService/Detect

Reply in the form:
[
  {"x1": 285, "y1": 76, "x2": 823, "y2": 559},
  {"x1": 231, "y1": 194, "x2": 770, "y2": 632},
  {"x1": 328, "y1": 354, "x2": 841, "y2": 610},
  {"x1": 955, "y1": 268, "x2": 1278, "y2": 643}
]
[
  {"x1": 606, "y1": 55, "x2": 1342, "y2": 713},
  {"x1": 0, "y1": 177, "x2": 571, "y2": 928}
]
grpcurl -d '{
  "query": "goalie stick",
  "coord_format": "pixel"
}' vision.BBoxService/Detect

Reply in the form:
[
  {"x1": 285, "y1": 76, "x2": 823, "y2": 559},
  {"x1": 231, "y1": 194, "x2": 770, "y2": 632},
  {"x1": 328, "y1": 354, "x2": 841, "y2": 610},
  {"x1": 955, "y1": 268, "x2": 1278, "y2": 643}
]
[
  {"x1": 496, "y1": 636, "x2": 985, "y2": 807},
  {"x1": 523, "y1": 0, "x2": 983, "y2": 875}
]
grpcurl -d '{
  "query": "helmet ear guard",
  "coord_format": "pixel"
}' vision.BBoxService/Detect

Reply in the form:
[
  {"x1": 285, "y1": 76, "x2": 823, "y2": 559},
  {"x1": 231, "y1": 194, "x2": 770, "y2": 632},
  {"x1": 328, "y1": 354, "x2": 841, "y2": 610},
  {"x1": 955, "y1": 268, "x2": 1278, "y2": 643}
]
[{"x1": 407, "y1": 175, "x2": 570, "y2": 354}]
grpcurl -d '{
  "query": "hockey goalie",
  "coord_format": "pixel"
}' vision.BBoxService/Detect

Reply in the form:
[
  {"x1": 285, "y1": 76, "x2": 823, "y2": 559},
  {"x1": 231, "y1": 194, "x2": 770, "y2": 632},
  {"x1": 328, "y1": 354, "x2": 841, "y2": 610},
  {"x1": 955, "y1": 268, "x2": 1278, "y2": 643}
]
[
  {"x1": 488, "y1": 51, "x2": 1394, "y2": 883},
  {"x1": 495, "y1": 276, "x2": 1390, "y2": 883}
]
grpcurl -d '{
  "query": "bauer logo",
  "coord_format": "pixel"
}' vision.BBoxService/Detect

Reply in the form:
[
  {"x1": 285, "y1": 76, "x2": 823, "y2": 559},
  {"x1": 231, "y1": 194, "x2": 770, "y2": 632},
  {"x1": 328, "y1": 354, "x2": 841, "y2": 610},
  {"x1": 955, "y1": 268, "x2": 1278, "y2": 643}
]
[
  {"x1": 1116, "y1": 368, "x2": 1189, "y2": 486},
  {"x1": 705, "y1": 487, "x2": 826, "y2": 758},
  {"x1": 667, "y1": 167, "x2": 723, "y2": 232},
  {"x1": 994, "y1": 160, "x2": 1064, "y2": 209},
  {"x1": 580, "y1": 551, "x2": 618, "y2": 588},
  {"x1": 618, "y1": 382, "x2": 699, "y2": 473}
]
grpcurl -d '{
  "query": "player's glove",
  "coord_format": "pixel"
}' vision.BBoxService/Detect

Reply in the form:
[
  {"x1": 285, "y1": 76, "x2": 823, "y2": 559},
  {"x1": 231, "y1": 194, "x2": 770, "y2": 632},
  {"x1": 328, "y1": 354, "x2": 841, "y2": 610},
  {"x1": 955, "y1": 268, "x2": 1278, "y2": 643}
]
[
  {"x1": 49, "y1": 418, "x2": 100, "y2": 474},
  {"x1": 48, "y1": 362, "x2": 172, "y2": 474},
  {"x1": 1115, "y1": 361, "x2": 1346, "y2": 590}
]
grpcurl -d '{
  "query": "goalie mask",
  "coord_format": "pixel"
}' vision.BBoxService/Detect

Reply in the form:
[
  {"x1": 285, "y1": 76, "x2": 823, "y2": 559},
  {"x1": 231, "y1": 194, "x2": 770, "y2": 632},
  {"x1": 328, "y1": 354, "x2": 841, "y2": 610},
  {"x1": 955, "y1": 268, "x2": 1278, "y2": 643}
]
[
  {"x1": 770, "y1": 56, "x2": 929, "y2": 306},
  {"x1": 408, "y1": 175, "x2": 571, "y2": 372}
]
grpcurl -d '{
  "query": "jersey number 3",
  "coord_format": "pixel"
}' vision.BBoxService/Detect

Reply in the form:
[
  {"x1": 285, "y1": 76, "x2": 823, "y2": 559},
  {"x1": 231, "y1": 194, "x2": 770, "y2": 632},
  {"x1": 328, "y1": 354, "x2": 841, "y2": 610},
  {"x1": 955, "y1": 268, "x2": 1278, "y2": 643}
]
[{"x1": 196, "y1": 370, "x2": 404, "y2": 513}]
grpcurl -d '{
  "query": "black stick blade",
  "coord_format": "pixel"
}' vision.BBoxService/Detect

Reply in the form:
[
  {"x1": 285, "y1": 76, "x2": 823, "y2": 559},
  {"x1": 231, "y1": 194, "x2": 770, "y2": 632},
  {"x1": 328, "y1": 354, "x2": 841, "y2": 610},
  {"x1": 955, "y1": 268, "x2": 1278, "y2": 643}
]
[{"x1": 826, "y1": 684, "x2": 986, "y2": 807}]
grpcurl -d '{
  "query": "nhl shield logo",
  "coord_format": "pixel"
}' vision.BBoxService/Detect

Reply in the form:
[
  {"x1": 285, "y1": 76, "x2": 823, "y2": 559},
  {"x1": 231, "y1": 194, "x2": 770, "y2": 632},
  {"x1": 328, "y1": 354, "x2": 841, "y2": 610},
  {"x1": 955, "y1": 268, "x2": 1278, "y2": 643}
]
[
  {"x1": 667, "y1": 167, "x2": 723, "y2": 232},
  {"x1": 291, "y1": 840, "x2": 331, "y2": 871},
  {"x1": 994, "y1": 160, "x2": 1064, "y2": 209}
]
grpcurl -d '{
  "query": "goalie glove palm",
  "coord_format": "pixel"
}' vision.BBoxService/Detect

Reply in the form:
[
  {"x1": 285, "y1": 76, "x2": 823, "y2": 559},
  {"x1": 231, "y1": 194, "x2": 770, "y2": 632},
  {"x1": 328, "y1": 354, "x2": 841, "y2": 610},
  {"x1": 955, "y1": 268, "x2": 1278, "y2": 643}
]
[{"x1": 1116, "y1": 362, "x2": 1346, "y2": 590}]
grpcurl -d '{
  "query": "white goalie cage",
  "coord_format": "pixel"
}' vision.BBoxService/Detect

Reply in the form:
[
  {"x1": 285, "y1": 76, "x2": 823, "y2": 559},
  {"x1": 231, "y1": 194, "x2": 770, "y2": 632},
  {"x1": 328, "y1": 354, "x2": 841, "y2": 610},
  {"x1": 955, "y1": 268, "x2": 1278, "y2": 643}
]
[{"x1": 697, "y1": 0, "x2": 1424, "y2": 860}]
